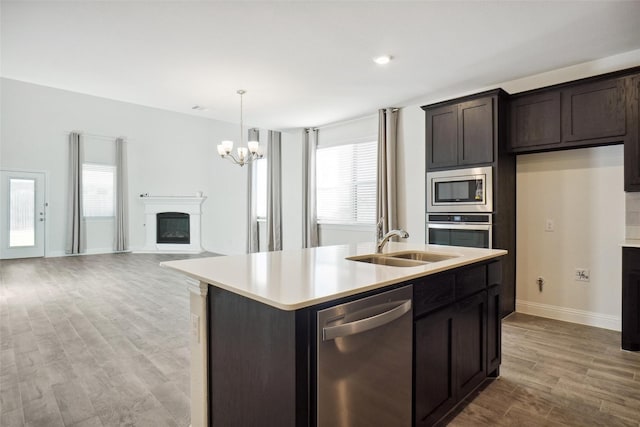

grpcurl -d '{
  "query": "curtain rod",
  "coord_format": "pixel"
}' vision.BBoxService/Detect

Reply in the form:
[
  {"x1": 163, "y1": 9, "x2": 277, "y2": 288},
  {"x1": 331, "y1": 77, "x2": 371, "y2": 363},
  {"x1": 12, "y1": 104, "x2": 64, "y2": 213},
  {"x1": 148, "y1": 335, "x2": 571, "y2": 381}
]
[
  {"x1": 315, "y1": 108, "x2": 400, "y2": 131},
  {"x1": 64, "y1": 131, "x2": 130, "y2": 141}
]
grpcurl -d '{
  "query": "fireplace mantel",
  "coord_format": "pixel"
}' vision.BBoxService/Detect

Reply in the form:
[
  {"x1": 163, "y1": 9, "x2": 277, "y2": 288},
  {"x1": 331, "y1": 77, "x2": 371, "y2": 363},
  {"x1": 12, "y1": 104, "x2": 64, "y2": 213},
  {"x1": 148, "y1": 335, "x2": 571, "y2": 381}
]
[{"x1": 138, "y1": 196, "x2": 206, "y2": 253}]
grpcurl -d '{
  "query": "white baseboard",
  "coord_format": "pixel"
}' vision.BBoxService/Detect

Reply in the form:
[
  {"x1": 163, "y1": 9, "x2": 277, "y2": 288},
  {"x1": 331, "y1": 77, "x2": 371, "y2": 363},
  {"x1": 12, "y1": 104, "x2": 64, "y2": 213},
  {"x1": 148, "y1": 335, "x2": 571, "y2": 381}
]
[
  {"x1": 516, "y1": 299, "x2": 621, "y2": 331},
  {"x1": 46, "y1": 248, "x2": 130, "y2": 258}
]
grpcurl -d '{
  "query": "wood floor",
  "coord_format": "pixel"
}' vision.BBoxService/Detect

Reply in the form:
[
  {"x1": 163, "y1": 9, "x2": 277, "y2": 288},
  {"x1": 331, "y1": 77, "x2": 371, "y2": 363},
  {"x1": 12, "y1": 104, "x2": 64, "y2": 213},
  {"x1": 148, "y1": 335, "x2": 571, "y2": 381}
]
[
  {"x1": 1, "y1": 253, "x2": 639, "y2": 426},
  {"x1": 446, "y1": 313, "x2": 640, "y2": 426},
  {"x1": 0, "y1": 252, "x2": 214, "y2": 427}
]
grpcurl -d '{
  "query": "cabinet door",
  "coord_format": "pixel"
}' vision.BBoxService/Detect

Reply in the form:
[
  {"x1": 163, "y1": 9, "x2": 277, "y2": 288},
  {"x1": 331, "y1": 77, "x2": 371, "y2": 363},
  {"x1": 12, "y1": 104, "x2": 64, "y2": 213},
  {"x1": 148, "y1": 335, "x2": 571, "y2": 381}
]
[
  {"x1": 625, "y1": 75, "x2": 640, "y2": 192},
  {"x1": 414, "y1": 307, "x2": 456, "y2": 426},
  {"x1": 455, "y1": 291, "x2": 487, "y2": 398},
  {"x1": 622, "y1": 247, "x2": 640, "y2": 351},
  {"x1": 509, "y1": 91, "x2": 561, "y2": 150},
  {"x1": 562, "y1": 77, "x2": 626, "y2": 142},
  {"x1": 486, "y1": 285, "x2": 501, "y2": 375},
  {"x1": 426, "y1": 104, "x2": 458, "y2": 169},
  {"x1": 458, "y1": 97, "x2": 494, "y2": 165}
]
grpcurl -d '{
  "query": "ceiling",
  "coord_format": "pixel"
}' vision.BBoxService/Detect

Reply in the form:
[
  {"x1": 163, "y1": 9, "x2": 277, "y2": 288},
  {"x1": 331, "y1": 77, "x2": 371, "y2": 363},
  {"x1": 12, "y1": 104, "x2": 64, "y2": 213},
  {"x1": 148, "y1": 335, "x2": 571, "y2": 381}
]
[{"x1": 2, "y1": 1, "x2": 640, "y2": 130}]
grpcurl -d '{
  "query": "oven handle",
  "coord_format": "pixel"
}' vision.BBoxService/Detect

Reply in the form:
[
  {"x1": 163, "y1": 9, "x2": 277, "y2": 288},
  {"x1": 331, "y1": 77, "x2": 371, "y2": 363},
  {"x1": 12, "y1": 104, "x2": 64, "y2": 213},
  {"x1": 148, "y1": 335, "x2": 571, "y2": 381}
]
[{"x1": 428, "y1": 223, "x2": 491, "y2": 231}]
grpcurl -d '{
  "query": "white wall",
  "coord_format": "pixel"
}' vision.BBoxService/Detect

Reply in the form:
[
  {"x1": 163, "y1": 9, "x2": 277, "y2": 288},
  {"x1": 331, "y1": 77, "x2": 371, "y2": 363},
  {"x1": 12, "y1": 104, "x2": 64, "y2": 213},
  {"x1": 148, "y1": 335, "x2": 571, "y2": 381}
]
[
  {"x1": 516, "y1": 146, "x2": 624, "y2": 330},
  {"x1": 0, "y1": 78, "x2": 253, "y2": 256}
]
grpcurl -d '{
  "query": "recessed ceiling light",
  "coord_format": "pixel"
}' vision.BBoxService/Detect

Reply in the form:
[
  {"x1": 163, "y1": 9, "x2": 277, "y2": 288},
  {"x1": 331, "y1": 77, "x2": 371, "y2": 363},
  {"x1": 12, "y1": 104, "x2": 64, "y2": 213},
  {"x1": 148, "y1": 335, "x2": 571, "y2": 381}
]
[
  {"x1": 373, "y1": 55, "x2": 392, "y2": 65},
  {"x1": 191, "y1": 105, "x2": 208, "y2": 111}
]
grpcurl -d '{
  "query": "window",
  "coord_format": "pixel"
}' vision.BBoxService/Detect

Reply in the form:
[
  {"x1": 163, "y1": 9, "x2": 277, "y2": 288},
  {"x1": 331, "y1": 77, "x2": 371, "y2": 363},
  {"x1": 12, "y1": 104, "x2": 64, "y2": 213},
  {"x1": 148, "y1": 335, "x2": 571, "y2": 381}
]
[
  {"x1": 256, "y1": 158, "x2": 267, "y2": 219},
  {"x1": 83, "y1": 163, "x2": 116, "y2": 217},
  {"x1": 316, "y1": 141, "x2": 377, "y2": 224}
]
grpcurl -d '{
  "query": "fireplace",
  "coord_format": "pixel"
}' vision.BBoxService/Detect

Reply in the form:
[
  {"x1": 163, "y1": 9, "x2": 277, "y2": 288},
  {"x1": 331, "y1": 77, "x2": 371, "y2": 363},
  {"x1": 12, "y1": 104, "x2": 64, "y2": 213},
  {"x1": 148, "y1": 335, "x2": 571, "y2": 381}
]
[
  {"x1": 139, "y1": 196, "x2": 206, "y2": 253},
  {"x1": 157, "y1": 212, "x2": 190, "y2": 244}
]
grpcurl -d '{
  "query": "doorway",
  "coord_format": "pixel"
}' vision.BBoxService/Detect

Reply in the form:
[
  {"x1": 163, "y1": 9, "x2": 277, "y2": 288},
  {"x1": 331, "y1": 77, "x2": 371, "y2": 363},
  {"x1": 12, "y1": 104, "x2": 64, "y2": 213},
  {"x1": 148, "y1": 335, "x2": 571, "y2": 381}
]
[{"x1": 0, "y1": 170, "x2": 46, "y2": 259}]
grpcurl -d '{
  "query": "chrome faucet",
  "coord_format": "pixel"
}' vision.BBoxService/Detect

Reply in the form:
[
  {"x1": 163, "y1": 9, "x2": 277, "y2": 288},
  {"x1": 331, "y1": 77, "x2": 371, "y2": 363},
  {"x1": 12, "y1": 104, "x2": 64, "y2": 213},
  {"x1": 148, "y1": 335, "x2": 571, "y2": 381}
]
[{"x1": 376, "y1": 218, "x2": 409, "y2": 253}]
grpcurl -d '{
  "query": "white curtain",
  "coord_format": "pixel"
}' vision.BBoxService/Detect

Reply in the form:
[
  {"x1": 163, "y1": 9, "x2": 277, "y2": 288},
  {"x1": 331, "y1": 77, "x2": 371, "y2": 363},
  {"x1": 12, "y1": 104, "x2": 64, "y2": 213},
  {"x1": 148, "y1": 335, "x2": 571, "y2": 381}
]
[
  {"x1": 114, "y1": 137, "x2": 129, "y2": 252},
  {"x1": 246, "y1": 128, "x2": 260, "y2": 253},
  {"x1": 267, "y1": 130, "x2": 282, "y2": 251},
  {"x1": 376, "y1": 108, "x2": 399, "y2": 235},
  {"x1": 302, "y1": 128, "x2": 319, "y2": 248},
  {"x1": 65, "y1": 132, "x2": 86, "y2": 254}
]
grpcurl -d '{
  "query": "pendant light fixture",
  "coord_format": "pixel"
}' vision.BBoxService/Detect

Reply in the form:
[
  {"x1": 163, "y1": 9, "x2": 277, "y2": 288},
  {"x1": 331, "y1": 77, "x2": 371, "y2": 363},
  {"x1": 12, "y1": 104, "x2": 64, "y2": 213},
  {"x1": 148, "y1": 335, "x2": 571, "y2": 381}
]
[{"x1": 217, "y1": 90, "x2": 262, "y2": 167}]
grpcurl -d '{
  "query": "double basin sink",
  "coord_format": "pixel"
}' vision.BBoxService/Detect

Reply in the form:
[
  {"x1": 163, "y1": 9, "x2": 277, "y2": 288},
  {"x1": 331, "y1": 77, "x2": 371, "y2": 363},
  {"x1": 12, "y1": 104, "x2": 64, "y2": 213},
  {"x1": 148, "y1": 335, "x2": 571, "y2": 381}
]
[{"x1": 346, "y1": 250, "x2": 458, "y2": 267}]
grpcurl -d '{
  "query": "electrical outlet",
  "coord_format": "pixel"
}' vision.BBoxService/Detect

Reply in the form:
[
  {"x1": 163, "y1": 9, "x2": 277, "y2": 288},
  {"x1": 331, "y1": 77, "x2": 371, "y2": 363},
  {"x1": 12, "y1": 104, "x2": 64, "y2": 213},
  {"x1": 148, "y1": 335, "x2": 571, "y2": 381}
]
[
  {"x1": 575, "y1": 268, "x2": 590, "y2": 282},
  {"x1": 545, "y1": 219, "x2": 555, "y2": 232}
]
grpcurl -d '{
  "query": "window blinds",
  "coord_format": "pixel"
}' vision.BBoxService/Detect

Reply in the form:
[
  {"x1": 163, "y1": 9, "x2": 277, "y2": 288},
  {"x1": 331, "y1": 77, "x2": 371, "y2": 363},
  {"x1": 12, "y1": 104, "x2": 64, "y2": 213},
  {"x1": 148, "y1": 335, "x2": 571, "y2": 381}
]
[
  {"x1": 316, "y1": 141, "x2": 377, "y2": 224},
  {"x1": 82, "y1": 163, "x2": 116, "y2": 217}
]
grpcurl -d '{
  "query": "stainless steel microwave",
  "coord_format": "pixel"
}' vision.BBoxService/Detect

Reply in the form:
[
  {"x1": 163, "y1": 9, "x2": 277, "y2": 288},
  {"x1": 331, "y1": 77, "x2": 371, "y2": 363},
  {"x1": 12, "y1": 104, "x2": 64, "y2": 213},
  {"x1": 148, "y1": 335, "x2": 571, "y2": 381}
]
[{"x1": 426, "y1": 166, "x2": 493, "y2": 213}]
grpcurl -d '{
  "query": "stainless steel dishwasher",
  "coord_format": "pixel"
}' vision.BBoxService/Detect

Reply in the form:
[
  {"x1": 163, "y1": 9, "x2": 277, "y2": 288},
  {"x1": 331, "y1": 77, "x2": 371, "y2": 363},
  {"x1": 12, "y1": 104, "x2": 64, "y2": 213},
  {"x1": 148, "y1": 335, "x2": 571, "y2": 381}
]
[{"x1": 317, "y1": 285, "x2": 413, "y2": 427}]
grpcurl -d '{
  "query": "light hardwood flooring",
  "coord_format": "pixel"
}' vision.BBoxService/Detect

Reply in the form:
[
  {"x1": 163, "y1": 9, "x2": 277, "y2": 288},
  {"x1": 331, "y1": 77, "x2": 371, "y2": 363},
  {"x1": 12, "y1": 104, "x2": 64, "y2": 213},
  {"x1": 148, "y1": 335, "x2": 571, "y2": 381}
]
[
  {"x1": 446, "y1": 313, "x2": 640, "y2": 426},
  {"x1": 1, "y1": 253, "x2": 639, "y2": 426},
  {"x1": 0, "y1": 252, "x2": 215, "y2": 427}
]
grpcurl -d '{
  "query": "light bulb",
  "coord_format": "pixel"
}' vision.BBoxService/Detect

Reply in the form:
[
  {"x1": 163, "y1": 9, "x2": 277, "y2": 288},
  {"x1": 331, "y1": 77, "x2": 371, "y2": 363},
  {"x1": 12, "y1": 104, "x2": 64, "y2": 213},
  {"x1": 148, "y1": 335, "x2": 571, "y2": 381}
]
[
  {"x1": 217, "y1": 144, "x2": 227, "y2": 156},
  {"x1": 373, "y1": 55, "x2": 392, "y2": 65},
  {"x1": 247, "y1": 140, "x2": 259, "y2": 154},
  {"x1": 221, "y1": 140, "x2": 233, "y2": 154},
  {"x1": 237, "y1": 147, "x2": 248, "y2": 161}
]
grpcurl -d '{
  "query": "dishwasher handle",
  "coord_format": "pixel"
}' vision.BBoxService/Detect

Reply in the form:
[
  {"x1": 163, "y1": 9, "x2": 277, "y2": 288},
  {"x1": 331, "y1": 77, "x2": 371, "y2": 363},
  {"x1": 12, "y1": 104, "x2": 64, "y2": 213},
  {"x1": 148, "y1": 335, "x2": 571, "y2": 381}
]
[{"x1": 322, "y1": 299, "x2": 412, "y2": 341}]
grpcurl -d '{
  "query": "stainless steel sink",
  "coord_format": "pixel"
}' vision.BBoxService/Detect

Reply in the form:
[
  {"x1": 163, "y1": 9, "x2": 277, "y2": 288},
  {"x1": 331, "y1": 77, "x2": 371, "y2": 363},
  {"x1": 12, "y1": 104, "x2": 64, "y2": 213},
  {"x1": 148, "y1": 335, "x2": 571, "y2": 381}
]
[
  {"x1": 346, "y1": 250, "x2": 458, "y2": 267},
  {"x1": 346, "y1": 255, "x2": 427, "y2": 267},
  {"x1": 385, "y1": 251, "x2": 458, "y2": 263}
]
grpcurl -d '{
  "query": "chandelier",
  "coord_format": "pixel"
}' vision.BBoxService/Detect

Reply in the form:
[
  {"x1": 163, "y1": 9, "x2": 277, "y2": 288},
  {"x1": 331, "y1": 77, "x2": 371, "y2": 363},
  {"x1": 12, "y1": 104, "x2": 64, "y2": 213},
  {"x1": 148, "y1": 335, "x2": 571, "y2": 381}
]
[{"x1": 217, "y1": 90, "x2": 263, "y2": 167}]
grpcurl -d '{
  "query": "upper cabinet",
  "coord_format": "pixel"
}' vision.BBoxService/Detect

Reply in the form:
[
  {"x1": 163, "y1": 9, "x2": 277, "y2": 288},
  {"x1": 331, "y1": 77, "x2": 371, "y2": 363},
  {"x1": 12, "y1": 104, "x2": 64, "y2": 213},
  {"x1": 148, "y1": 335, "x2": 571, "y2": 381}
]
[
  {"x1": 508, "y1": 75, "x2": 627, "y2": 153},
  {"x1": 509, "y1": 92, "x2": 561, "y2": 150},
  {"x1": 625, "y1": 75, "x2": 640, "y2": 192},
  {"x1": 424, "y1": 90, "x2": 506, "y2": 170},
  {"x1": 561, "y1": 78, "x2": 626, "y2": 143},
  {"x1": 508, "y1": 68, "x2": 640, "y2": 191}
]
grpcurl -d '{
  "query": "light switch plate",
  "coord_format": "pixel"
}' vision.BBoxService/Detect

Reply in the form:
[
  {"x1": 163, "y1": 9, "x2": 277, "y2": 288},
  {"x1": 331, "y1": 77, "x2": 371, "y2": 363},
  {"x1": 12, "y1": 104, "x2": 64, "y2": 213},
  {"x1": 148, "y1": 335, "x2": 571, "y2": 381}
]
[{"x1": 545, "y1": 219, "x2": 555, "y2": 232}]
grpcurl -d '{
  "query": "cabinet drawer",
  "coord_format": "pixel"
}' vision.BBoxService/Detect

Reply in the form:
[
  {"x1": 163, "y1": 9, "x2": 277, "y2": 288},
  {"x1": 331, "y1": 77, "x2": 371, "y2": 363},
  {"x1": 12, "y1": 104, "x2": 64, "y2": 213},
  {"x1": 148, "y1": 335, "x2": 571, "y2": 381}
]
[
  {"x1": 455, "y1": 265, "x2": 487, "y2": 298},
  {"x1": 488, "y1": 261, "x2": 502, "y2": 287},
  {"x1": 414, "y1": 274, "x2": 455, "y2": 317}
]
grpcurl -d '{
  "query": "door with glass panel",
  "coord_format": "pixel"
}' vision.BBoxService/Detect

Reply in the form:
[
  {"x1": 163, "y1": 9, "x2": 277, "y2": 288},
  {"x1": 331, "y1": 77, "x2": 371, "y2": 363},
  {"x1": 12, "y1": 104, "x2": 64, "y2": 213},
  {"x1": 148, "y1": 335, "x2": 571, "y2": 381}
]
[{"x1": 0, "y1": 171, "x2": 46, "y2": 259}]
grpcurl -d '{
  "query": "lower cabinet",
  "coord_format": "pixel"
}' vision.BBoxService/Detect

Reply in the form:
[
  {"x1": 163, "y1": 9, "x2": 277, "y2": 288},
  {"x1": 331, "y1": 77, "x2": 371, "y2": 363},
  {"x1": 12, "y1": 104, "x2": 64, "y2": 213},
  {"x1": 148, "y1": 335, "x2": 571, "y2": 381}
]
[
  {"x1": 622, "y1": 247, "x2": 640, "y2": 351},
  {"x1": 414, "y1": 261, "x2": 501, "y2": 426},
  {"x1": 415, "y1": 305, "x2": 456, "y2": 425}
]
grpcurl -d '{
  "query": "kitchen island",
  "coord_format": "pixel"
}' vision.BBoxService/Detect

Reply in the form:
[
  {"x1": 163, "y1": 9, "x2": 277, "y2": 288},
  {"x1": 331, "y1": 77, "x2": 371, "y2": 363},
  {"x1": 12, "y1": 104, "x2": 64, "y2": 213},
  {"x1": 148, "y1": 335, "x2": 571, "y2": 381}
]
[{"x1": 162, "y1": 242, "x2": 506, "y2": 427}]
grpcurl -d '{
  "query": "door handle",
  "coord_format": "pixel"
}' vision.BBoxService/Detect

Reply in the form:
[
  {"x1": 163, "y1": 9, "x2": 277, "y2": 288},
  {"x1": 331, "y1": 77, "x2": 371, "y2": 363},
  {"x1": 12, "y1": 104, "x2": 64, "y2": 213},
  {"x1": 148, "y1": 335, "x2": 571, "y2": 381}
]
[{"x1": 322, "y1": 299, "x2": 411, "y2": 341}]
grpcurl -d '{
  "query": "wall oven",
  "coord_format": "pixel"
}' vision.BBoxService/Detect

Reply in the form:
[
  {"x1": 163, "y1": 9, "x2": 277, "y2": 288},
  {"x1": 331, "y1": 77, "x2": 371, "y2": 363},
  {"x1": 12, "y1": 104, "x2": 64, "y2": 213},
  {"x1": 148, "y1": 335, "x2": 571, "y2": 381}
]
[
  {"x1": 426, "y1": 166, "x2": 493, "y2": 213},
  {"x1": 427, "y1": 213, "x2": 492, "y2": 249}
]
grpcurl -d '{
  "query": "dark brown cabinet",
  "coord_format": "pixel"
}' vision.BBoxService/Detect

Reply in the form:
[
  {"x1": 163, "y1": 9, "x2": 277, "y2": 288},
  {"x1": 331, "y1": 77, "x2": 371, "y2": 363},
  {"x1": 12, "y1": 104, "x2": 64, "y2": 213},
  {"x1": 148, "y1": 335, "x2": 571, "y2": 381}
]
[
  {"x1": 426, "y1": 104, "x2": 458, "y2": 168},
  {"x1": 414, "y1": 261, "x2": 501, "y2": 426},
  {"x1": 454, "y1": 291, "x2": 487, "y2": 398},
  {"x1": 622, "y1": 247, "x2": 640, "y2": 351},
  {"x1": 425, "y1": 94, "x2": 498, "y2": 170},
  {"x1": 562, "y1": 77, "x2": 626, "y2": 143},
  {"x1": 415, "y1": 305, "x2": 456, "y2": 426},
  {"x1": 509, "y1": 75, "x2": 628, "y2": 153},
  {"x1": 415, "y1": 293, "x2": 488, "y2": 427},
  {"x1": 625, "y1": 75, "x2": 640, "y2": 192},
  {"x1": 509, "y1": 91, "x2": 561, "y2": 150}
]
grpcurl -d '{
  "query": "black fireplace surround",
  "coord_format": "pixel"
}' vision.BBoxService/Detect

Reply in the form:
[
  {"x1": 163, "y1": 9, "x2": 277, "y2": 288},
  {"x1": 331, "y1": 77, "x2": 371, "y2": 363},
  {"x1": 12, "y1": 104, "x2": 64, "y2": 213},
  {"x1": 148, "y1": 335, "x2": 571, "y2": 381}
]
[{"x1": 157, "y1": 212, "x2": 190, "y2": 244}]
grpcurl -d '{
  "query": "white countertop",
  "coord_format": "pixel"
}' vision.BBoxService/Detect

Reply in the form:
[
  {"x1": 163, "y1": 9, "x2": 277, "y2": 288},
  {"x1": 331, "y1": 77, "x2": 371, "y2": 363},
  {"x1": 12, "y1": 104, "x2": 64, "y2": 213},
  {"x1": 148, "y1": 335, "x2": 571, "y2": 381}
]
[
  {"x1": 161, "y1": 242, "x2": 507, "y2": 311},
  {"x1": 622, "y1": 239, "x2": 640, "y2": 248}
]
